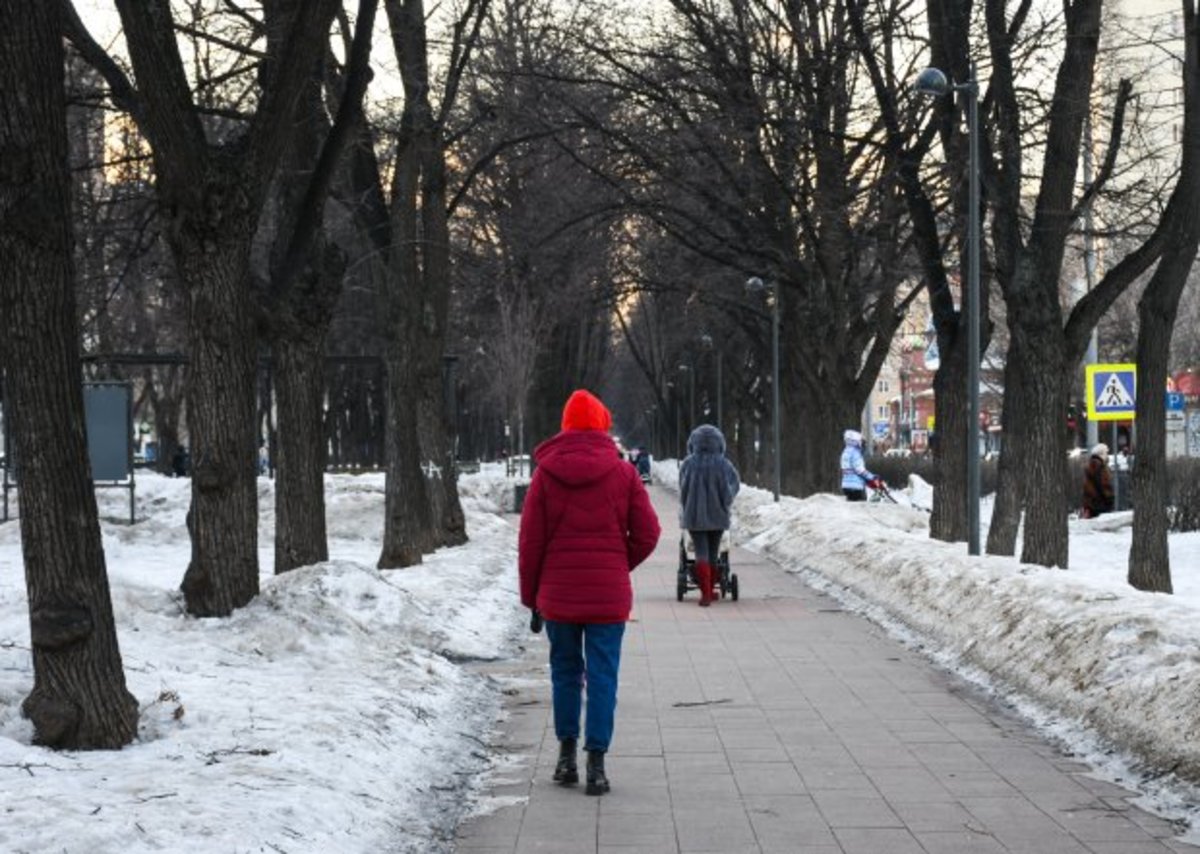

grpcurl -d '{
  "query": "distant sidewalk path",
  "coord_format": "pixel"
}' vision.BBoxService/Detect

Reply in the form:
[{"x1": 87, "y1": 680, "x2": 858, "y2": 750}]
[{"x1": 456, "y1": 486, "x2": 1193, "y2": 853}]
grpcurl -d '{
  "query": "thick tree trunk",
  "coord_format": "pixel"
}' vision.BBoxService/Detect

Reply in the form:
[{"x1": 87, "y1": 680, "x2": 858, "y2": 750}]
[
  {"x1": 1012, "y1": 306, "x2": 1070, "y2": 568},
  {"x1": 1129, "y1": 277, "x2": 1179, "y2": 593},
  {"x1": 0, "y1": 0, "x2": 137, "y2": 748},
  {"x1": 378, "y1": 342, "x2": 434, "y2": 567},
  {"x1": 987, "y1": 348, "x2": 1025, "y2": 556},
  {"x1": 274, "y1": 334, "x2": 330, "y2": 573},
  {"x1": 415, "y1": 167, "x2": 466, "y2": 548},
  {"x1": 178, "y1": 247, "x2": 261, "y2": 615},
  {"x1": 419, "y1": 385, "x2": 466, "y2": 546},
  {"x1": 1128, "y1": 1, "x2": 1200, "y2": 594},
  {"x1": 930, "y1": 335, "x2": 969, "y2": 542}
]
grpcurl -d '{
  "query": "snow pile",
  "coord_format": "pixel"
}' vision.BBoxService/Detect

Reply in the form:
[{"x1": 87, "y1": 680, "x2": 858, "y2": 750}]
[
  {"x1": 0, "y1": 470, "x2": 526, "y2": 853},
  {"x1": 459, "y1": 463, "x2": 526, "y2": 516}
]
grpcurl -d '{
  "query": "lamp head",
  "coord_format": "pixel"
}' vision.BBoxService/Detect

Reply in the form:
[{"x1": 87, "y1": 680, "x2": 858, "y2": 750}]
[
  {"x1": 745, "y1": 276, "x2": 766, "y2": 293},
  {"x1": 915, "y1": 67, "x2": 951, "y2": 98},
  {"x1": 700, "y1": 333, "x2": 713, "y2": 349}
]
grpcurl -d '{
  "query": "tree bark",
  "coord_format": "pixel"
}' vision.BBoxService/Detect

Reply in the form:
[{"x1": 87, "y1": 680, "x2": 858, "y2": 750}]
[
  {"x1": 378, "y1": 0, "x2": 476, "y2": 555},
  {"x1": 264, "y1": 0, "x2": 378, "y2": 571},
  {"x1": 1129, "y1": 261, "x2": 1184, "y2": 594},
  {"x1": 986, "y1": 346, "x2": 1025, "y2": 555},
  {"x1": 1129, "y1": 0, "x2": 1200, "y2": 594},
  {"x1": 931, "y1": 335, "x2": 969, "y2": 542},
  {"x1": 378, "y1": 340, "x2": 434, "y2": 567},
  {"x1": 0, "y1": 0, "x2": 138, "y2": 749},
  {"x1": 273, "y1": 334, "x2": 330, "y2": 572},
  {"x1": 1010, "y1": 295, "x2": 1070, "y2": 568},
  {"x1": 177, "y1": 238, "x2": 261, "y2": 614}
]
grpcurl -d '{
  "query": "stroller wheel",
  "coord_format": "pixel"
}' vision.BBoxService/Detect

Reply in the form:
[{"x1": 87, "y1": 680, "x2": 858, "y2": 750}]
[
  {"x1": 730, "y1": 573, "x2": 739, "y2": 601},
  {"x1": 676, "y1": 577, "x2": 687, "y2": 601}
]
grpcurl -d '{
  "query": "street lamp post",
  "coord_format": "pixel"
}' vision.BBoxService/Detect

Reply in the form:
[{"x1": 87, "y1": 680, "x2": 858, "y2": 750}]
[
  {"x1": 915, "y1": 63, "x2": 981, "y2": 555},
  {"x1": 746, "y1": 276, "x2": 781, "y2": 502}
]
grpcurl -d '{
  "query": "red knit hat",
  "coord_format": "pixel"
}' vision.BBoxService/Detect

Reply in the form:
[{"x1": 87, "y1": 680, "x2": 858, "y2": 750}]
[{"x1": 561, "y1": 389, "x2": 612, "y2": 432}]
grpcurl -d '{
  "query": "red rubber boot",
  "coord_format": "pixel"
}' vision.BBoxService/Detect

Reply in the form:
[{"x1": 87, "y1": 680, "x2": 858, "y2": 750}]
[{"x1": 696, "y1": 560, "x2": 714, "y2": 606}]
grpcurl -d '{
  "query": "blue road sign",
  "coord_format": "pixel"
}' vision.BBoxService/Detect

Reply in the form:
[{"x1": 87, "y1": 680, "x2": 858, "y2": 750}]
[
  {"x1": 1086, "y1": 363, "x2": 1136, "y2": 422},
  {"x1": 1167, "y1": 391, "x2": 1185, "y2": 411}
]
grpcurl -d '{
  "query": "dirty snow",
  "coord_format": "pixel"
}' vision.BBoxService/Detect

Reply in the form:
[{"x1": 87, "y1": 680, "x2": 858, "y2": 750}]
[{"x1": 0, "y1": 468, "x2": 526, "y2": 853}]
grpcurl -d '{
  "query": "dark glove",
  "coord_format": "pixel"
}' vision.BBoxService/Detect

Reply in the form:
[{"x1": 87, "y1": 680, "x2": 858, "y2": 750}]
[{"x1": 529, "y1": 609, "x2": 543, "y2": 634}]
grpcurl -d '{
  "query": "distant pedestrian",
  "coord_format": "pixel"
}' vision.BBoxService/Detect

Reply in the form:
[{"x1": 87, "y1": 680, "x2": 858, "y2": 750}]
[
  {"x1": 518, "y1": 389, "x2": 661, "y2": 796},
  {"x1": 1082, "y1": 443, "x2": 1114, "y2": 518},
  {"x1": 171, "y1": 446, "x2": 189, "y2": 478},
  {"x1": 678, "y1": 424, "x2": 740, "y2": 607},
  {"x1": 840, "y1": 429, "x2": 881, "y2": 501}
]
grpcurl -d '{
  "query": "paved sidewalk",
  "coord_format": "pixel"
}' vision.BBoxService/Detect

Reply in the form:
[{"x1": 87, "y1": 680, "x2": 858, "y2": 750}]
[{"x1": 455, "y1": 487, "x2": 1194, "y2": 853}]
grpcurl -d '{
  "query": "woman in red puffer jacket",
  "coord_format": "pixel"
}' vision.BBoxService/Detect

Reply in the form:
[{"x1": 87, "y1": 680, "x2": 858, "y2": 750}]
[{"x1": 518, "y1": 389, "x2": 660, "y2": 796}]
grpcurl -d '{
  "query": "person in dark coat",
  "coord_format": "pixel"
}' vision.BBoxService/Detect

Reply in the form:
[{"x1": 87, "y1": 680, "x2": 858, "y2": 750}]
[
  {"x1": 1082, "y1": 443, "x2": 1115, "y2": 518},
  {"x1": 678, "y1": 424, "x2": 740, "y2": 606},
  {"x1": 171, "y1": 445, "x2": 190, "y2": 478},
  {"x1": 518, "y1": 389, "x2": 661, "y2": 796}
]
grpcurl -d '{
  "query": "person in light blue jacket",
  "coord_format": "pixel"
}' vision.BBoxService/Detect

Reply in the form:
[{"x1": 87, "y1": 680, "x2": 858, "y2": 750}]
[
  {"x1": 840, "y1": 429, "x2": 880, "y2": 501},
  {"x1": 679, "y1": 424, "x2": 740, "y2": 606}
]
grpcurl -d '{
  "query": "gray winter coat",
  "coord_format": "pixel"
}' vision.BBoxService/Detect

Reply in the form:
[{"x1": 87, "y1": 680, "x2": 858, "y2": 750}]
[{"x1": 679, "y1": 425, "x2": 740, "y2": 531}]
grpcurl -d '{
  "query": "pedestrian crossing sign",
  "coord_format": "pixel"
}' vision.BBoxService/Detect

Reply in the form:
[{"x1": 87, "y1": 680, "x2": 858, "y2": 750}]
[{"x1": 1086, "y1": 363, "x2": 1136, "y2": 422}]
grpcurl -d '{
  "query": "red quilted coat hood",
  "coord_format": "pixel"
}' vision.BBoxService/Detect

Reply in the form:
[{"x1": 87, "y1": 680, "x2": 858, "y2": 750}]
[
  {"x1": 518, "y1": 430, "x2": 661, "y2": 623},
  {"x1": 534, "y1": 430, "x2": 622, "y2": 486}
]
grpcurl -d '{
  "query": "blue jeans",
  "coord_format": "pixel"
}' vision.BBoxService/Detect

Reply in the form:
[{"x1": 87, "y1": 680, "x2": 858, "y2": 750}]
[{"x1": 544, "y1": 620, "x2": 625, "y2": 752}]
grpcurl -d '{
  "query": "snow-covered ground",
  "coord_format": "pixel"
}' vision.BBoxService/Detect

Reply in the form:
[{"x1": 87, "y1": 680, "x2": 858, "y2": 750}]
[
  {"x1": 654, "y1": 459, "x2": 1200, "y2": 843},
  {"x1": 4, "y1": 458, "x2": 1199, "y2": 850},
  {"x1": 0, "y1": 468, "x2": 527, "y2": 853}
]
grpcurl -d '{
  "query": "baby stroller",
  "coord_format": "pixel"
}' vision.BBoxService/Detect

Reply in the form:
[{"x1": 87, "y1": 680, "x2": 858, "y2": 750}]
[{"x1": 677, "y1": 530, "x2": 738, "y2": 602}]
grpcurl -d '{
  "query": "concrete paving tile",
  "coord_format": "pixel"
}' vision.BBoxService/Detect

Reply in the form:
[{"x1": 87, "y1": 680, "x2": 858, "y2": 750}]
[
  {"x1": 1051, "y1": 808, "x2": 1165, "y2": 844},
  {"x1": 730, "y1": 761, "x2": 806, "y2": 795},
  {"x1": 993, "y1": 837, "x2": 1091, "y2": 854},
  {"x1": 913, "y1": 829, "x2": 1008, "y2": 852},
  {"x1": 832, "y1": 826, "x2": 924, "y2": 854},
  {"x1": 798, "y1": 767, "x2": 876, "y2": 794},
  {"x1": 935, "y1": 770, "x2": 1021, "y2": 797},
  {"x1": 960, "y1": 795, "x2": 1058, "y2": 826},
  {"x1": 724, "y1": 745, "x2": 790, "y2": 763},
  {"x1": 515, "y1": 837, "x2": 597, "y2": 854},
  {"x1": 662, "y1": 727, "x2": 724, "y2": 753},
  {"x1": 887, "y1": 798, "x2": 978, "y2": 833},
  {"x1": 671, "y1": 807, "x2": 758, "y2": 851},
  {"x1": 1087, "y1": 844, "x2": 1198, "y2": 854},
  {"x1": 598, "y1": 813, "x2": 677, "y2": 847},
  {"x1": 811, "y1": 792, "x2": 903, "y2": 829},
  {"x1": 744, "y1": 794, "x2": 839, "y2": 848},
  {"x1": 845, "y1": 745, "x2": 924, "y2": 770}
]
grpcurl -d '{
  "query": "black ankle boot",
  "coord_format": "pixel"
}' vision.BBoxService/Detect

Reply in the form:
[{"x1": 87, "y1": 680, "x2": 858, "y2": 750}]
[
  {"x1": 553, "y1": 738, "x2": 578, "y2": 785},
  {"x1": 585, "y1": 749, "x2": 609, "y2": 795}
]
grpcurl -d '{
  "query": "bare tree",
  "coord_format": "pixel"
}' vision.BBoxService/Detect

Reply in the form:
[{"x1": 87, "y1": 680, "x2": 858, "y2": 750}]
[
  {"x1": 0, "y1": 0, "x2": 138, "y2": 748},
  {"x1": 260, "y1": 0, "x2": 378, "y2": 573},
  {"x1": 1129, "y1": 0, "x2": 1200, "y2": 594},
  {"x1": 65, "y1": 0, "x2": 341, "y2": 614},
  {"x1": 565, "y1": 0, "x2": 921, "y2": 495}
]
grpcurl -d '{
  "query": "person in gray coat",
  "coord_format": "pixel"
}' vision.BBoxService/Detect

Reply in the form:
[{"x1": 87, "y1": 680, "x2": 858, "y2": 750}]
[{"x1": 679, "y1": 424, "x2": 740, "y2": 606}]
